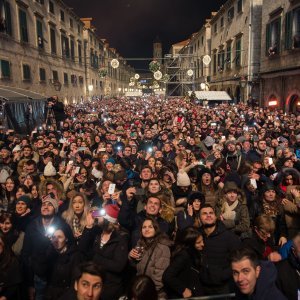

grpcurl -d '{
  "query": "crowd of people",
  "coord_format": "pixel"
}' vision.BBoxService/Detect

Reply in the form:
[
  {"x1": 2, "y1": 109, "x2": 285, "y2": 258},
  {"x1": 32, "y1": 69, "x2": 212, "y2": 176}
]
[{"x1": 0, "y1": 95, "x2": 300, "y2": 300}]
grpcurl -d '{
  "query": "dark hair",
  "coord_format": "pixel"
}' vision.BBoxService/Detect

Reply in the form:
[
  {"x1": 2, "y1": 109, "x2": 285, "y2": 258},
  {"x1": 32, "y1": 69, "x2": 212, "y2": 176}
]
[
  {"x1": 199, "y1": 204, "x2": 216, "y2": 213},
  {"x1": 0, "y1": 212, "x2": 13, "y2": 225},
  {"x1": 140, "y1": 216, "x2": 161, "y2": 239},
  {"x1": 0, "y1": 232, "x2": 16, "y2": 270},
  {"x1": 74, "y1": 261, "x2": 106, "y2": 282},
  {"x1": 173, "y1": 227, "x2": 203, "y2": 257},
  {"x1": 230, "y1": 247, "x2": 260, "y2": 269},
  {"x1": 127, "y1": 275, "x2": 158, "y2": 300}
]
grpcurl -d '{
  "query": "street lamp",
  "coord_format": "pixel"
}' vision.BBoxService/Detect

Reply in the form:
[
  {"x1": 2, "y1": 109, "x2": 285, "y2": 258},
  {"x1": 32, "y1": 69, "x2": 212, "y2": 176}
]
[{"x1": 88, "y1": 85, "x2": 94, "y2": 92}]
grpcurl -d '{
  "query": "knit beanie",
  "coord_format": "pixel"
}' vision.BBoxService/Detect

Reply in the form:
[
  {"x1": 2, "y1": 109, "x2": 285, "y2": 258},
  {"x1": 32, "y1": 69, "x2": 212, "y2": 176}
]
[
  {"x1": 105, "y1": 158, "x2": 115, "y2": 165},
  {"x1": 44, "y1": 161, "x2": 57, "y2": 177},
  {"x1": 16, "y1": 195, "x2": 31, "y2": 207},
  {"x1": 176, "y1": 170, "x2": 191, "y2": 187},
  {"x1": 42, "y1": 194, "x2": 59, "y2": 213}
]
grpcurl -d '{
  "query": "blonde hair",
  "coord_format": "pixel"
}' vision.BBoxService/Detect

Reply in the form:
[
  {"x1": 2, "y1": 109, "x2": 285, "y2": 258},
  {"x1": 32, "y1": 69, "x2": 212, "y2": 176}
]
[{"x1": 62, "y1": 192, "x2": 90, "y2": 231}]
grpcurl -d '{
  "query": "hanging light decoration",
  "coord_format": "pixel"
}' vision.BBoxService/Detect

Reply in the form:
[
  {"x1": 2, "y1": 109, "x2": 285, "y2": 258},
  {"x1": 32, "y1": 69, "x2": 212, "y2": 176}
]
[
  {"x1": 134, "y1": 73, "x2": 140, "y2": 80},
  {"x1": 187, "y1": 69, "x2": 194, "y2": 77},
  {"x1": 111, "y1": 59, "x2": 120, "y2": 69},
  {"x1": 154, "y1": 70, "x2": 162, "y2": 80}
]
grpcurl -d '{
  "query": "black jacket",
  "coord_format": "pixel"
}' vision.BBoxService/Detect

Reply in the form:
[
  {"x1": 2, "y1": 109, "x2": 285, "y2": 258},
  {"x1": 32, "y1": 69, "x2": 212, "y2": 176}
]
[
  {"x1": 235, "y1": 261, "x2": 287, "y2": 300},
  {"x1": 78, "y1": 227, "x2": 128, "y2": 300},
  {"x1": 200, "y1": 221, "x2": 240, "y2": 287},
  {"x1": 276, "y1": 250, "x2": 300, "y2": 300},
  {"x1": 21, "y1": 215, "x2": 73, "y2": 285},
  {"x1": 163, "y1": 248, "x2": 204, "y2": 298}
]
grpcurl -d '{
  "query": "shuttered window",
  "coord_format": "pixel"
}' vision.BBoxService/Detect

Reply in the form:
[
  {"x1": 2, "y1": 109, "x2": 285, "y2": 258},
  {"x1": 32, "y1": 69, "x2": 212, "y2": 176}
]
[{"x1": 19, "y1": 9, "x2": 28, "y2": 42}]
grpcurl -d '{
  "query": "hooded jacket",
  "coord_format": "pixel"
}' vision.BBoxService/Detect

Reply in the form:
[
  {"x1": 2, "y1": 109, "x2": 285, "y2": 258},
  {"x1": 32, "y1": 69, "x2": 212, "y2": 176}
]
[{"x1": 235, "y1": 261, "x2": 287, "y2": 300}]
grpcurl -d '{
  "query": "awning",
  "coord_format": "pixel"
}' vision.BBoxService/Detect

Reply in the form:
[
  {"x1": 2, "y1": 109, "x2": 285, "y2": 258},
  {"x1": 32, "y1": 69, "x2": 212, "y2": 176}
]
[
  {"x1": 189, "y1": 91, "x2": 232, "y2": 101},
  {"x1": 0, "y1": 85, "x2": 47, "y2": 102}
]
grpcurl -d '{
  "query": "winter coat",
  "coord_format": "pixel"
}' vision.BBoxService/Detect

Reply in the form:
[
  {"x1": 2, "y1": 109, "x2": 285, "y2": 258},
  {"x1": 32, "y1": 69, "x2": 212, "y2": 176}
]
[
  {"x1": 78, "y1": 227, "x2": 128, "y2": 300},
  {"x1": 135, "y1": 236, "x2": 171, "y2": 294},
  {"x1": 235, "y1": 261, "x2": 287, "y2": 300},
  {"x1": 118, "y1": 197, "x2": 171, "y2": 247},
  {"x1": 215, "y1": 192, "x2": 250, "y2": 237},
  {"x1": 0, "y1": 256, "x2": 22, "y2": 300},
  {"x1": 200, "y1": 221, "x2": 241, "y2": 288},
  {"x1": 163, "y1": 248, "x2": 204, "y2": 298},
  {"x1": 21, "y1": 215, "x2": 73, "y2": 286},
  {"x1": 44, "y1": 245, "x2": 82, "y2": 300},
  {"x1": 276, "y1": 250, "x2": 300, "y2": 300},
  {"x1": 176, "y1": 209, "x2": 201, "y2": 231}
]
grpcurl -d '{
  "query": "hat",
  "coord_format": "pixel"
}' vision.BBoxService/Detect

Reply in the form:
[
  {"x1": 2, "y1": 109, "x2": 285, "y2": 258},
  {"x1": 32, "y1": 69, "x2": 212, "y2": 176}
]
[
  {"x1": 203, "y1": 136, "x2": 215, "y2": 148},
  {"x1": 176, "y1": 170, "x2": 191, "y2": 187},
  {"x1": 105, "y1": 158, "x2": 115, "y2": 165},
  {"x1": 103, "y1": 204, "x2": 120, "y2": 223},
  {"x1": 278, "y1": 136, "x2": 288, "y2": 144},
  {"x1": 16, "y1": 195, "x2": 31, "y2": 207},
  {"x1": 44, "y1": 161, "x2": 57, "y2": 177},
  {"x1": 83, "y1": 154, "x2": 92, "y2": 161},
  {"x1": 223, "y1": 181, "x2": 241, "y2": 195},
  {"x1": 12, "y1": 145, "x2": 21, "y2": 152},
  {"x1": 261, "y1": 184, "x2": 276, "y2": 194},
  {"x1": 199, "y1": 167, "x2": 213, "y2": 179},
  {"x1": 42, "y1": 194, "x2": 59, "y2": 213},
  {"x1": 188, "y1": 192, "x2": 205, "y2": 205},
  {"x1": 0, "y1": 169, "x2": 10, "y2": 183}
]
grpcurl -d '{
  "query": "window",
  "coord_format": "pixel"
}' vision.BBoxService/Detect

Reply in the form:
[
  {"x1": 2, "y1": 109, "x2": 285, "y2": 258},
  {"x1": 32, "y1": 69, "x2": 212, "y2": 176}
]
[
  {"x1": 78, "y1": 42, "x2": 82, "y2": 64},
  {"x1": 52, "y1": 70, "x2": 58, "y2": 81},
  {"x1": 71, "y1": 74, "x2": 77, "y2": 85},
  {"x1": 235, "y1": 38, "x2": 241, "y2": 67},
  {"x1": 61, "y1": 35, "x2": 69, "y2": 57},
  {"x1": 19, "y1": 9, "x2": 28, "y2": 42},
  {"x1": 213, "y1": 51, "x2": 217, "y2": 74},
  {"x1": 285, "y1": 8, "x2": 300, "y2": 49},
  {"x1": 39, "y1": 68, "x2": 46, "y2": 81},
  {"x1": 0, "y1": 1, "x2": 12, "y2": 35},
  {"x1": 50, "y1": 27, "x2": 56, "y2": 54},
  {"x1": 49, "y1": 1, "x2": 54, "y2": 14},
  {"x1": 218, "y1": 49, "x2": 225, "y2": 72},
  {"x1": 60, "y1": 10, "x2": 64, "y2": 22},
  {"x1": 237, "y1": 0, "x2": 243, "y2": 14},
  {"x1": 228, "y1": 7, "x2": 235, "y2": 22},
  {"x1": 0, "y1": 59, "x2": 10, "y2": 78},
  {"x1": 221, "y1": 17, "x2": 224, "y2": 28},
  {"x1": 214, "y1": 23, "x2": 217, "y2": 34},
  {"x1": 36, "y1": 19, "x2": 43, "y2": 49},
  {"x1": 63, "y1": 72, "x2": 68, "y2": 85},
  {"x1": 77, "y1": 24, "x2": 81, "y2": 35},
  {"x1": 226, "y1": 43, "x2": 232, "y2": 69},
  {"x1": 78, "y1": 75, "x2": 84, "y2": 85},
  {"x1": 266, "y1": 17, "x2": 281, "y2": 55},
  {"x1": 201, "y1": 36, "x2": 204, "y2": 46},
  {"x1": 70, "y1": 18, "x2": 73, "y2": 29},
  {"x1": 22, "y1": 64, "x2": 31, "y2": 80},
  {"x1": 70, "y1": 39, "x2": 75, "y2": 61}
]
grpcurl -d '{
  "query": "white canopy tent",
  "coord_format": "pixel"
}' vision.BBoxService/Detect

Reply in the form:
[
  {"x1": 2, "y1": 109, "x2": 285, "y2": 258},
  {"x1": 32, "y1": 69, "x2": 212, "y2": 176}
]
[{"x1": 189, "y1": 91, "x2": 232, "y2": 101}]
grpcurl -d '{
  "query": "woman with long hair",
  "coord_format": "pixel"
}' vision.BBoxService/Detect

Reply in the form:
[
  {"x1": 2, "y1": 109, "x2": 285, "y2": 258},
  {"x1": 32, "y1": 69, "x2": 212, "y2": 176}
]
[
  {"x1": 0, "y1": 232, "x2": 23, "y2": 300},
  {"x1": 163, "y1": 227, "x2": 204, "y2": 298},
  {"x1": 62, "y1": 193, "x2": 89, "y2": 239},
  {"x1": 129, "y1": 217, "x2": 172, "y2": 299},
  {"x1": 0, "y1": 177, "x2": 18, "y2": 212}
]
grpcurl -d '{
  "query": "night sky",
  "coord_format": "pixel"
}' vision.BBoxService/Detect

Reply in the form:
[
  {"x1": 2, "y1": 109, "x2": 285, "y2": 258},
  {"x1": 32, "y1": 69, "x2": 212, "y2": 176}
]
[{"x1": 63, "y1": 0, "x2": 226, "y2": 70}]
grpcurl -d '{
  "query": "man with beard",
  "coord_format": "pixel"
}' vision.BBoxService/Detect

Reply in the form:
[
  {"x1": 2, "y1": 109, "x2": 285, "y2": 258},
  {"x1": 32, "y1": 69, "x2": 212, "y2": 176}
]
[
  {"x1": 22, "y1": 195, "x2": 73, "y2": 300},
  {"x1": 199, "y1": 204, "x2": 240, "y2": 295},
  {"x1": 246, "y1": 139, "x2": 268, "y2": 162},
  {"x1": 224, "y1": 140, "x2": 244, "y2": 172}
]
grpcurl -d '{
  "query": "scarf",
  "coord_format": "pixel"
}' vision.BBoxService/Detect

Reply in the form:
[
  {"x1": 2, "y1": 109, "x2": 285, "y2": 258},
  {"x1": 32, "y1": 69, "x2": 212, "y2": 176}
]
[
  {"x1": 222, "y1": 200, "x2": 239, "y2": 220},
  {"x1": 262, "y1": 199, "x2": 280, "y2": 217},
  {"x1": 72, "y1": 215, "x2": 84, "y2": 235}
]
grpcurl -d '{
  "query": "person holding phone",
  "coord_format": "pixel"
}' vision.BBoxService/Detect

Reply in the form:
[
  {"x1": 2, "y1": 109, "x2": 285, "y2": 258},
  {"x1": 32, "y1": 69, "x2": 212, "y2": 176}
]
[{"x1": 78, "y1": 204, "x2": 128, "y2": 300}]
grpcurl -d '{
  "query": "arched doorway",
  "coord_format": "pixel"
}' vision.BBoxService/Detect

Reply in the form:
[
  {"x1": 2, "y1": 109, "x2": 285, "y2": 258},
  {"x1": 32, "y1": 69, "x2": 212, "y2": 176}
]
[
  {"x1": 235, "y1": 86, "x2": 241, "y2": 104},
  {"x1": 288, "y1": 94, "x2": 300, "y2": 114}
]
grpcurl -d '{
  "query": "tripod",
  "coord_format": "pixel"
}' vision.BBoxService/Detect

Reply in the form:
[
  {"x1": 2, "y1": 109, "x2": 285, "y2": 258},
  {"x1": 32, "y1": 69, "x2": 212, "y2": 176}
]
[{"x1": 45, "y1": 104, "x2": 57, "y2": 129}]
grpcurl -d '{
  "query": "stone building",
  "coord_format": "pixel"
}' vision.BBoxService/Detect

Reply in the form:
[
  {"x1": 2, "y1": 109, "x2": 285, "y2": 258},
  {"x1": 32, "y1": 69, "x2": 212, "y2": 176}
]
[
  {"x1": 260, "y1": 0, "x2": 300, "y2": 113},
  {"x1": 209, "y1": 0, "x2": 263, "y2": 103},
  {"x1": 0, "y1": 0, "x2": 133, "y2": 103}
]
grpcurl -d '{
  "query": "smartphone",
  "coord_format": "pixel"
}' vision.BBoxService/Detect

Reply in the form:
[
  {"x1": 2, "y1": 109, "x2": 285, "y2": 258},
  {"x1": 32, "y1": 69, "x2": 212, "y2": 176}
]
[
  {"x1": 92, "y1": 209, "x2": 106, "y2": 218},
  {"x1": 243, "y1": 126, "x2": 249, "y2": 131},
  {"x1": 268, "y1": 157, "x2": 273, "y2": 165},
  {"x1": 75, "y1": 166, "x2": 80, "y2": 174},
  {"x1": 61, "y1": 161, "x2": 66, "y2": 167},
  {"x1": 296, "y1": 149, "x2": 300, "y2": 159},
  {"x1": 68, "y1": 160, "x2": 74, "y2": 165},
  {"x1": 108, "y1": 183, "x2": 116, "y2": 195},
  {"x1": 147, "y1": 147, "x2": 153, "y2": 153},
  {"x1": 77, "y1": 147, "x2": 86, "y2": 152},
  {"x1": 250, "y1": 178, "x2": 257, "y2": 189}
]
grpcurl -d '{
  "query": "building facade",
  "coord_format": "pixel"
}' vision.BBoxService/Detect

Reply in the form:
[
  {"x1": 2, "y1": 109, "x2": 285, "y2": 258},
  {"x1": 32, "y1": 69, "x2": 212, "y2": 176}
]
[
  {"x1": 260, "y1": 0, "x2": 300, "y2": 113},
  {"x1": 209, "y1": 0, "x2": 263, "y2": 103},
  {"x1": 0, "y1": 0, "x2": 134, "y2": 103}
]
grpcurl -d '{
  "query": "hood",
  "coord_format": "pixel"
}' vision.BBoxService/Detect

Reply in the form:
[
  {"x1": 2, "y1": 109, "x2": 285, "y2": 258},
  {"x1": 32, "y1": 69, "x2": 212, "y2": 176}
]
[{"x1": 253, "y1": 261, "x2": 278, "y2": 298}]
